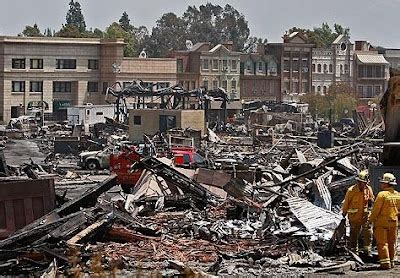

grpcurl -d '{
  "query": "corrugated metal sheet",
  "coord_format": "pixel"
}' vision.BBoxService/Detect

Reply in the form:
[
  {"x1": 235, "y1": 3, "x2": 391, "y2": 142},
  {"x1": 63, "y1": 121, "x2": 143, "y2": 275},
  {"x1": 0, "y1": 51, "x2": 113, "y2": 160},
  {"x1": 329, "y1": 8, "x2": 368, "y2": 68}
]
[
  {"x1": 0, "y1": 178, "x2": 55, "y2": 239},
  {"x1": 286, "y1": 197, "x2": 341, "y2": 232},
  {"x1": 356, "y1": 54, "x2": 389, "y2": 64}
]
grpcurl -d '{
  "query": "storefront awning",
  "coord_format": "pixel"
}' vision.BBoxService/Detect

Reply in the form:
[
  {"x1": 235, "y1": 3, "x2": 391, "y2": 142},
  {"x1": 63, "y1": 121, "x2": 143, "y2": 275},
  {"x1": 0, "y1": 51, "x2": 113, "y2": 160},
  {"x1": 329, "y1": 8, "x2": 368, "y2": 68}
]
[{"x1": 356, "y1": 54, "x2": 389, "y2": 64}]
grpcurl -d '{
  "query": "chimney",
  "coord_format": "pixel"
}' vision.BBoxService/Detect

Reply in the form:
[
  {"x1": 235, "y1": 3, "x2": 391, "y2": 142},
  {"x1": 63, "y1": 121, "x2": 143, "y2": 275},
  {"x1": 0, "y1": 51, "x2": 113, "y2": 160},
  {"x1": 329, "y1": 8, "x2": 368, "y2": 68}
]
[
  {"x1": 222, "y1": 41, "x2": 234, "y2": 51},
  {"x1": 355, "y1": 41, "x2": 370, "y2": 51}
]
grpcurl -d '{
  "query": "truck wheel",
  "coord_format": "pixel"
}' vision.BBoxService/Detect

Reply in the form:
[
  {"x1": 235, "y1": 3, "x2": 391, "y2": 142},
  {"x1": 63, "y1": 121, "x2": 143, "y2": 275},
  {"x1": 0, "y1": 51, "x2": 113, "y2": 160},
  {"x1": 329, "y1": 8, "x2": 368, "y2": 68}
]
[{"x1": 86, "y1": 160, "x2": 99, "y2": 170}]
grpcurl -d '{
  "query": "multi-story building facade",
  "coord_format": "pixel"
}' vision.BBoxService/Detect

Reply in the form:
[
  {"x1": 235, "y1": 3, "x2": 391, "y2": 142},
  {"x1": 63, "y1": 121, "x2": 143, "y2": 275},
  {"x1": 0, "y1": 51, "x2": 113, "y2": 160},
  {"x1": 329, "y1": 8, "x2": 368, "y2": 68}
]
[
  {"x1": 312, "y1": 35, "x2": 354, "y2": 93},
  {"x1": 169, "y1": 42, "x2": 241, "y2": 100},
  {"x1": 378, "y1": 48, "x2": 400, "y2": 72},
  {"x1": 266, "y1": 32, "x2": 314, "y2": 99},
  {"x1": 240, "y1": 44, "x2": 281, "y2": 101},
  {"x1": 0, "y1": 36, "x2": 177, "y2": 122},
  {"x1": 354, "y1": 41, "x2": 389, "y2": 100}
]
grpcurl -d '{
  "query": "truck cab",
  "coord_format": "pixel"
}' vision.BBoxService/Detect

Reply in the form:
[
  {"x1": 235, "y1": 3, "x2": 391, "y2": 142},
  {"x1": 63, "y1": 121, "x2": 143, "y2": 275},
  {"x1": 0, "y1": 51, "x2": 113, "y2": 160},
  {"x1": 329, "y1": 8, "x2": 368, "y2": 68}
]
[{"x1": 171, "y1": 147, "x2": 206, "y2": 168}]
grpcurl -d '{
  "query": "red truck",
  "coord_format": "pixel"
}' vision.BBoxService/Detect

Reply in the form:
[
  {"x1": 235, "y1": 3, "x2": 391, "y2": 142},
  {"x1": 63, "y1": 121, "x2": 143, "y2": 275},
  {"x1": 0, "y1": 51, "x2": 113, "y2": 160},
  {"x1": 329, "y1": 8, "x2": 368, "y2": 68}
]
[{"x1": 110, "y1": 145, "x2": 206, "y2": 190}]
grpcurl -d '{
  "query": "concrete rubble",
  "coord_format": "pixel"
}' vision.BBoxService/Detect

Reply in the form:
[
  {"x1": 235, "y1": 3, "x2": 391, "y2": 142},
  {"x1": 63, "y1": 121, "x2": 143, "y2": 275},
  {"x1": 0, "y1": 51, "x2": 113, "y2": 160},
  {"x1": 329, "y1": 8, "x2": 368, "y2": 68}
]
[{"x1": 0, "y1": 112, "x2": 387, "y2": 276}]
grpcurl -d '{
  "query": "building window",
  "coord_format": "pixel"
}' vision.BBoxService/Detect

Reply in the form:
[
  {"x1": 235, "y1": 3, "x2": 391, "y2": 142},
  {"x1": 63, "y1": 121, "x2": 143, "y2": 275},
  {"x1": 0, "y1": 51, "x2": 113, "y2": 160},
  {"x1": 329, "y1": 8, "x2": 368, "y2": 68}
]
[
  {"x1": 123, "y1": 82, "x2": 131, "y2": 88},
  {"x1": 340, "y1": 64, "x2": 343, "y2": 73},
  {"x1": 30, "y1": 59, "x2": 43, "y2": 69},
  {"x1": 159, "y1": 115, "x2": 176, "y2": 132},
  {"x1": 30, "y1": 81, "x2": 43, "y2": 92},
  {"x1": 133, "y1": 115, "x2": 141, "y2": 125},
  {"x1": 283, "y1": 59, "x2": 290, "y2": 71},
  {"x1": 292, "y1": 82, "x2": 298, "y2": 93},
  {"x1": 53, "y1": 81, "x2": 72, "y2": 93},
  {"x1": 222, "y1": 80, "x2": 228, "y2": 91},
  {"x1": 323, "y1": 64, "x2": 328, "y2": 73},
  {"x1": 222, "y1": 60, "x2": 228, "y2": 70},
  {"x1": 317, "y1": 86, "x2": 321, "y2": 92},
  {"x1": 212, "y1": 80, "x2": 218, "y2": 90},
  {"x1": 329, "y1": 64, "x2": 333, "y2": 73},
  {"x1": 344, "y1": 64, "x2": 348, "y2": 73},
  {"x1": 366, "y1": 85, "x2": 373, "y2": 98},
  {"x1": 258, "y1": 62, "x2": 263, "y2": 71},
  {"x1": 292, "y1": 59, "x2": 299, "y2": 72},
  {"x1": 212, "y1": 59, "x2": 219, "y2": 70},
  {"x1": 87, "y1": 82, "x2": 98, "y2": 92},
  {"x1": 103, "y1": 82, "x2": 108, "y2": 94},
  {"x1": 312, "y1": 64, "x2": 316, "y2": 72},
  {"x1": 302, "y1": 81, "x2": 308, "y2": 93},
  {"x1": 357, "y1": 86, "x2": 363, "y2": 96},
  {"x1": 323, "y1": 86, "x2": 327, "y2": 94},
  {"x1": 157, "y1": 82, "x2": 170, "y2": 89},
  {"x1": 12, "y1": 59, "x2": 25, "y2": 69},
  {"x1": 177, "y1": 59, "x2": 183, "y2": 73},
  {"x1": 88, "y1": 59, "x2": 99, "y2": 70},
  {"x1": 312, "y1": 85, "x2": 315, "y2": 92},
  {"x1": 12, "y1": 81, "x2": 25, "y2": 92},
  {"x1": 202, "y1": 59, "x2": 209, "y2": 70},
  {"x1": 374, "y1": 85, "x2": 381, "y2": 95},
  {"x1": 231, "y1": 60, "x2": 237, "y2": 70},
  {"x1": 231, "y1": 79, "x2": 237, "y2": 92},
  {"x1": 56, "y1": 59, "x2": 76, "y2": 69},
  {"x1": 284, "y1": 82, "x2": 290, "y2": 92},
  {"x1": 203, "y1": 80, "x2": 208, "y2": 89},
  {"x1": 246, "y1": 61, "x2": 252, "y2": 71},
  {"x1": 317, "y1": 64, "x2": 322, "y2": 73},
  {"x1": 191, "y1": 81, "x2": 196, "y2": 90}
]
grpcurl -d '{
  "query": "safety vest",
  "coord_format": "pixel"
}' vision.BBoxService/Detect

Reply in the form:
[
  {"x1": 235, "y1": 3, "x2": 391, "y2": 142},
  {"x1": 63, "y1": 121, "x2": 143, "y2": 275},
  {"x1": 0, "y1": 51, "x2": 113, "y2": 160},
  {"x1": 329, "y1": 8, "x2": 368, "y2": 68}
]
[
  {"x1": 342, "y1": 184, "x2": 374, "y2": 223},
  {"x1": 369, "y1": 188, "x2": 400, "y2": 228}
]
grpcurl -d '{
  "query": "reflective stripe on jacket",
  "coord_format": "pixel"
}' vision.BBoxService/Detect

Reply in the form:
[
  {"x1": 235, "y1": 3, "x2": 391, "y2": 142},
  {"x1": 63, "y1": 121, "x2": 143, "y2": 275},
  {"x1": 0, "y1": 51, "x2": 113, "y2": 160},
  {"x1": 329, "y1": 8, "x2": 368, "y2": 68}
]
[
  {"x1": 369, "y1": 188, "x2": 400, "y2": 228},
  {"x1": 342, "y1": 184, "x2": 374, "y2": 223}
]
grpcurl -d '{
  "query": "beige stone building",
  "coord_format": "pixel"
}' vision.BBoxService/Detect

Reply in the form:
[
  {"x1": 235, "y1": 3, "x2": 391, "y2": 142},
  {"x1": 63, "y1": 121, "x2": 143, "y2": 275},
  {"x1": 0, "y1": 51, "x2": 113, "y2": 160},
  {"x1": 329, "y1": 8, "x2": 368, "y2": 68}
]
[
  {"x1": 0, "y1": 36, "x2": 177, "y2": 123},
  {"x1": 168, "y1": 42, "x2": 241, "y2": 100},
  {"x1": 129, "y1": 109, "x2": 205, "y2": 142}
]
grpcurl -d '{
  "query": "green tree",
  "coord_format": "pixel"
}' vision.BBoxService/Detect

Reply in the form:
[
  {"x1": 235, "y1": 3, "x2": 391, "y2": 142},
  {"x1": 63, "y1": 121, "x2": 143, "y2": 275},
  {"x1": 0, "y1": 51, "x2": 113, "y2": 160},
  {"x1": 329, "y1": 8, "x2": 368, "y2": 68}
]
[
  {"x1": 20, "y1": 24, "x2": 43, "y2": 37},
  {"x1": 301, "y1": 83, "x2": 357, "y2": 121},
  {"x1": 56, "y1": 24, "x2": 82, "y2": 38},
  {"x1": 145, "y1": 13, "x2": 187, "y2": 57},
  {"x1": 119, "y1": 11, "x2": 132, "y2": 32},
  {"x1": 285, "y1": 23, "x2": 350, "y2": 48},
  {"x1": 243, "y1": 37, "x2": 267, "y2": 53},
  {"x1": 182, "y1": 3, "x2": 250, "y2": 51},
  {"x1": 66, "y1": 0, "x2": 86, "y2": 33},
  {"x1": 105, "y1": 22, "x2": 137, "y2": 57},
  {"x1": 44, "y1": 27, "x2": 54, "y2": 37}
]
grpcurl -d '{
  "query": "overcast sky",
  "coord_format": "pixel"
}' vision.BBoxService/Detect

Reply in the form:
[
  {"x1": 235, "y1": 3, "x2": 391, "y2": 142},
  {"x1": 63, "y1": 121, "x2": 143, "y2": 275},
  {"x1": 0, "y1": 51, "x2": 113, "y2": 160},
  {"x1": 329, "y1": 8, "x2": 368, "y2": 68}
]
[{"x1": 0, "y1": 0, "x2": 398, "y2": 47}]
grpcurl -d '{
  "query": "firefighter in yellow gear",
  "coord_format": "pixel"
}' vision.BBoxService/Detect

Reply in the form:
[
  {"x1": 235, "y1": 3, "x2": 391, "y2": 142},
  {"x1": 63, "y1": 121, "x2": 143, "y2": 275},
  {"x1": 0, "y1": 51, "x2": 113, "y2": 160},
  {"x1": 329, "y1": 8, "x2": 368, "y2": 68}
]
[
  {"x1": 369, "y1": 173, "x2": 400, "y2": 269},
  {"x1": 342, "y1": 170, "x2": 374, "y2": 255}
]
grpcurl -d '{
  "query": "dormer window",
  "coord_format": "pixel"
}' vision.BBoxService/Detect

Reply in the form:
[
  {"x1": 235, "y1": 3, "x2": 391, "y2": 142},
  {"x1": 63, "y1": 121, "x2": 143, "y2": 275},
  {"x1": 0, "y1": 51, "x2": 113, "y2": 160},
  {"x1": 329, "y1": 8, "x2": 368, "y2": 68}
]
[{"x1": 340, "y1": 43, "x2": 347, "y2": 51}]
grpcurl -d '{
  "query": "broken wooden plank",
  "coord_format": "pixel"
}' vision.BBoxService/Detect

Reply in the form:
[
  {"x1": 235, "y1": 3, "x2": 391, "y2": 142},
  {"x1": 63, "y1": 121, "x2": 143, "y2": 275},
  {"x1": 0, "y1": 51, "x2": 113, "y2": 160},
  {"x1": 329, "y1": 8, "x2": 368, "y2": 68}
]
[
  {"x1": 106, "y1": 226, "x2": 159, "y2": 242},
  {"x1": 67, "y1": 213, "x2": 114, "y2": 246}
]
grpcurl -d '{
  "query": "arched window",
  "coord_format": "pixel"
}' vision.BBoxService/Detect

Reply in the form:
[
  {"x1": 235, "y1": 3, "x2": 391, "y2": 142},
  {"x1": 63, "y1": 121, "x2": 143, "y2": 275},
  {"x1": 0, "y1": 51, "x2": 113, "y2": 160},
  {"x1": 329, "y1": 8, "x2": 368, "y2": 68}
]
[
  {"x1": 323, "y1": 86, "x2": 327, "y2": 94},
  {"x1": 312, "y1": 64, "x2": 316, "y2": 72},
  {"x1": 329, "y1": 64, "x2": 333, "y2": 73},
  {"x1": 312, "y1": 85, "x2": 315, "y2": 92},
  {"x1": 317, "y1": 86, "x2": 321, "y2": 92},
  {"x1": 317, "y1": 64, "x2": 322, "y2": 73},
  {"x1": 323, "y1": 64, "x2": 328, "y2": 72}
]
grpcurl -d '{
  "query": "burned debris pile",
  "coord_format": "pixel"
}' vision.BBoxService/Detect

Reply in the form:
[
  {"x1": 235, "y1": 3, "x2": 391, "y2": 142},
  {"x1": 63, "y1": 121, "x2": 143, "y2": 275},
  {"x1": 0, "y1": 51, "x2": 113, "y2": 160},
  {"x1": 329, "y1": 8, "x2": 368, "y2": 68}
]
[{"x1": 0, "y1": 111, "x2": 383, "y2": 276}]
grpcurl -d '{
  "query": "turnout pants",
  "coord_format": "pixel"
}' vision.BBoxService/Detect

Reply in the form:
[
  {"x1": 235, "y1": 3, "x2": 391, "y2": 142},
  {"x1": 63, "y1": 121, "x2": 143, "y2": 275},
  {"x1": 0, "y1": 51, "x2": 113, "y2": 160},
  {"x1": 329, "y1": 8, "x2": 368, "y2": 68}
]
[
  {"x1": 374, "y1": 226, "x2": 398, "y2": 269},
  {"x1": 349, "y1": 220, "x2": 372, "y2": 254}
]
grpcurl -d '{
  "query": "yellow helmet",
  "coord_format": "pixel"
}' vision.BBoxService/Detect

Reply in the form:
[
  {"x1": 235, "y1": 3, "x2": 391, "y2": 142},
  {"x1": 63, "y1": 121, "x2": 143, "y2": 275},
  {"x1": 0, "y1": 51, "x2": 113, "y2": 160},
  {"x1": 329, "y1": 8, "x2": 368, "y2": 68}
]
[
  {"x1": 380, "y1": 172, "x2": 397, "y2": 186},
  {"x1": 356, "y1": 170, "x2": 369, "y2": 182}
]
